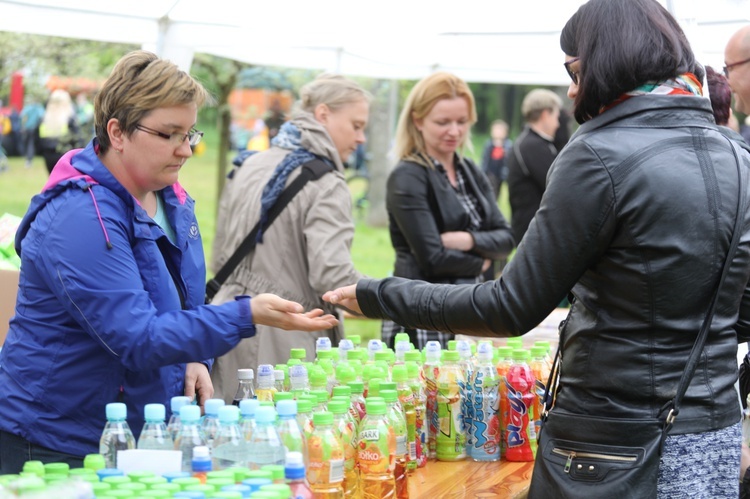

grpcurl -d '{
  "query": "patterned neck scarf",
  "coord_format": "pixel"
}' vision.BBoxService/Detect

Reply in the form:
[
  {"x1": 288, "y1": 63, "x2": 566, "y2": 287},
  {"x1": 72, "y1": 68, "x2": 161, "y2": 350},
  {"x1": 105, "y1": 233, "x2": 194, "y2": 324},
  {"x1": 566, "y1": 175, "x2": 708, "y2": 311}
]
[{"x1": 601, "y1": 72, "x2": 703, "y2": 114}]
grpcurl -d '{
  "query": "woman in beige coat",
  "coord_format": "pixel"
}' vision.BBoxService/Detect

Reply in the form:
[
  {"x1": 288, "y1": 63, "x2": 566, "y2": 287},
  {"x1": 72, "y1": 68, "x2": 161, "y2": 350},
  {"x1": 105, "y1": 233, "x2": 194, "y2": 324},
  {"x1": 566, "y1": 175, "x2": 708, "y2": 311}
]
[{"x1": 210, "y1": 74, "x2": 369, "y2": 402}]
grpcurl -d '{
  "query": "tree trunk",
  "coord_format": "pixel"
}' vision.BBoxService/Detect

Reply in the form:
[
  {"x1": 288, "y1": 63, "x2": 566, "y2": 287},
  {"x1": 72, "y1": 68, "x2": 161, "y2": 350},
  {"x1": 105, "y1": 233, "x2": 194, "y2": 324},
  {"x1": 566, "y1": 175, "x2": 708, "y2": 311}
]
[{"x1": 364, "y1": 79, "x2": 397, "y2": 227}]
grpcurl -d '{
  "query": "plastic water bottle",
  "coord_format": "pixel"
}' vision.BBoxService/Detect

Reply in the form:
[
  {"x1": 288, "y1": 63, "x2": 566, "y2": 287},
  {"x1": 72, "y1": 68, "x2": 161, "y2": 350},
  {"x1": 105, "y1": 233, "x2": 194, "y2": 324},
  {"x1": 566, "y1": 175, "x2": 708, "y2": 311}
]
[
  {"x1": 307, "y1": 411, "x2": 345, "y2": 498},
  {"x1": 166, "y1": 396, "x2": 191, "y2": 441},
  {"x1": 469, "y1": 342, "x2": 501, "y2": 461},
  {"x1": 233, "y1": 369, "x2": 256, "y2": 405},
  {"x1": 246, "y1": 406, "x2": 285, "y2": 470},
  {"x1": 137, "y1": 403, "x2": 173, "y2": 450},
  {"x1": 289, "y1": 364, "x2": 311, "y2": 398},
  {"x1": 367, "y1": 339, "x2": 383, "y2": 362},
  {"x1": 505, "y1": 349, "x2": 537, "y2": 462},
  {"x1": 338, "y1": 339, "x2": 355, "y2": 364},
  {"x1": 316, "y1": 337, "x2": 332, "y2": 355},
  {"x1": 381, "y1": 389, "x2": 409, "y2": 496},
  {"x1": 191, "y1": 445, "x2": 212, "y2": 484},
  {"x1": 359, "y1": 397, "x2": 395, "y2": 499},
  {"x1": 201, "y1": 398, "x2": 225, "y2": 451},
  {"x1": 256, "y1": 364, "x2": 277, "y2": 402},
  {"x1": 285, "y1": 451, "x2": 313, "y2": 499},
  {"x1": 99, "y1": 402, "x2": 135, "y2": 469},
  {"x1": 174, "y1": 404, "x2": 206, "y2": 472},
  {"x1": 276, "y1": 400, "x2": 306, "y2": 459},
  {"x1": 422, "y1": 340, "x2": 441, "y2": 459},
  {"x1": 328, "y1": 398, "x2": 358, "y2": 498},
  {"x1": 274, "y1": 369, "x2": 287, "y2": 393},
  {"x1": 437, "y1": 350, "x2": 466, "y2": 461},
  {"x1": 212, "y1": 405, "x2": 246, "y2": 470},
  {"x1": 240, "y1": 398, "x2": 259, "y2": 444},
  {"x1": 394, "y1": 339, "x2": 411, "y2": 365}
]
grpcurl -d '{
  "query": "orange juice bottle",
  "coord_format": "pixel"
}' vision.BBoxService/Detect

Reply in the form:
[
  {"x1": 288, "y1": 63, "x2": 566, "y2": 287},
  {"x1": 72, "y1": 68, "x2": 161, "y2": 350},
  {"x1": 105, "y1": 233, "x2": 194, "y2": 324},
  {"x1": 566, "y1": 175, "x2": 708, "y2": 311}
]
[
  {"x1": 307, "y1": 411, "x2": 345, "y2": 498},
  {"x1": 328, "y1": 399, "x2": 359, "y2": 499},
  {"x1": 359, "y1": 397, "x2": 395, "y2": 499},
  {"x1": 495, "y1": 346, "x2": 513, "y2": 458}
]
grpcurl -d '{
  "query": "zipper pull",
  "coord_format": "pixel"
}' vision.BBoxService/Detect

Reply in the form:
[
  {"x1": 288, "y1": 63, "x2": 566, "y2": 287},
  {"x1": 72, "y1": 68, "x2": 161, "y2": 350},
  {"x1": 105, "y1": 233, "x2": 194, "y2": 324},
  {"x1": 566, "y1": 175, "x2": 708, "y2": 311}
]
[{"x1": 564, "y1": 451, "x2": 575, "y2": 473}]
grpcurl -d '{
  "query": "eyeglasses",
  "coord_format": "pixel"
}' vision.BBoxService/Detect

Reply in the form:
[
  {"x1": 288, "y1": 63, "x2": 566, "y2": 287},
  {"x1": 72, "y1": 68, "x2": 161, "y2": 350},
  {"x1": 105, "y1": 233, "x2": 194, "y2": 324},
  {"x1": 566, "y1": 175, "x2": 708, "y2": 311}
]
[
  {"x1": 723, "y1": 56, "x2": 750, "y2": 78},
  {"x1": 135, "y1": 124, "x2": 203, "y2": 147},
  {"x1": 564, "y1": 56, "x2": 581, "y2": 85}
]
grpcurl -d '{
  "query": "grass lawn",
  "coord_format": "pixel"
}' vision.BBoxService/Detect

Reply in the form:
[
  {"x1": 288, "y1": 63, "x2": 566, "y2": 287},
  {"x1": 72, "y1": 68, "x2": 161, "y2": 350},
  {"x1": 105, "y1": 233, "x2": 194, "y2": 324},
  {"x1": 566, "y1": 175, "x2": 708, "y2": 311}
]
[{"x1": 0, "y1": 128, "x2": 509, "y2": 346}]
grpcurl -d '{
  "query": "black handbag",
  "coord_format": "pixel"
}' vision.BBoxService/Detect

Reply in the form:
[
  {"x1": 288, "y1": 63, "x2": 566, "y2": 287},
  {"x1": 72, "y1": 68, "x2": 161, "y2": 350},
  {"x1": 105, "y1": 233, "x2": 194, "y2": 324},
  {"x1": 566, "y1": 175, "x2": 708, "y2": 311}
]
[{"x1": 528, "y1": 137, "x2": 746, "y2": 499}]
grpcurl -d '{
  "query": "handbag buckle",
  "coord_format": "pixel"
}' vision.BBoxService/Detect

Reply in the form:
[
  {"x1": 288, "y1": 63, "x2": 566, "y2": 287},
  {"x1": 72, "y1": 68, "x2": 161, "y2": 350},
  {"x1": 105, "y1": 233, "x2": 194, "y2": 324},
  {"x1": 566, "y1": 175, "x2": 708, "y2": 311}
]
[{"x1": 665, "y1": 408, "x2": 676, "y2": 425}]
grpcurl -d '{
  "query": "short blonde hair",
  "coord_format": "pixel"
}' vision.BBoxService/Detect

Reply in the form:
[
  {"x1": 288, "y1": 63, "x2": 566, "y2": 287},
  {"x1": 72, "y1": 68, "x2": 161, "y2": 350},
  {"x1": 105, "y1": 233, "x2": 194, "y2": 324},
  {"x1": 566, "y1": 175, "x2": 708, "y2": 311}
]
[
  {"x1": 94, "y1": 50, "x2": 211, "y2": 153},
  {"x1": 298, "y1": 74, "x2": 371, "y2": 113},
  {"x1": 521, "y1": 89, "x2": 562, "y2": 123},
  {"x1": 394, "y1": 72, "x2": 477, "y2": 167}
]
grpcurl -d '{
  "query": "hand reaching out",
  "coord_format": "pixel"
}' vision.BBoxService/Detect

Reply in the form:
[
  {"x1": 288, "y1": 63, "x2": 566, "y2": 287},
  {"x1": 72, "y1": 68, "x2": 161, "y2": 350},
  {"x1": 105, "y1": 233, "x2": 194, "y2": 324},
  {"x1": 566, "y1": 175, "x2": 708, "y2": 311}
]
[
  {"x1": 251, "y1": 293, "x2": 339, "y2": 331},
  {"x1": 322, "y1": 284, "x2": 361, "y2": 316}
]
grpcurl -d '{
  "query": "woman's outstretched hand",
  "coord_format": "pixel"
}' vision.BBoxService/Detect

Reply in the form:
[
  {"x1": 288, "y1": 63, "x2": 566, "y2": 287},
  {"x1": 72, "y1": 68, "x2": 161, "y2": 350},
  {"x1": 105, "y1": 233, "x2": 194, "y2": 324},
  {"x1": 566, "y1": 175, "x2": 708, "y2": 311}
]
[
  {"x1": 251, "y1": 293, "x2": 339, "y2": 331},
  {"x1": 322, "y1": 284, "x2": 362, "y2": 316}
]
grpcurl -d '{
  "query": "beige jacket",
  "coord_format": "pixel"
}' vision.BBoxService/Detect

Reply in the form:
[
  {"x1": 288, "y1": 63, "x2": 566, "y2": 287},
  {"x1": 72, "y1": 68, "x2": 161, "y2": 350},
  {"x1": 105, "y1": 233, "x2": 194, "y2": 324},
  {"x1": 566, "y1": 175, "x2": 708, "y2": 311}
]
[{"x1": 209, "y1": 112, "x2": 362, "y2": 403}]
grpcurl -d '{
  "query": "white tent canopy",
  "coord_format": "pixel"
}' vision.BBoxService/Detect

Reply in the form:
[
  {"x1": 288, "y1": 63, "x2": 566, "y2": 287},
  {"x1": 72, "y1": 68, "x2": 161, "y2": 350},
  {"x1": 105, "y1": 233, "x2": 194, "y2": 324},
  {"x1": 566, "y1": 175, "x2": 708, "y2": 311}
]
[{"x1": 0, "y1": 0, "x2": 748, "y2": 85}]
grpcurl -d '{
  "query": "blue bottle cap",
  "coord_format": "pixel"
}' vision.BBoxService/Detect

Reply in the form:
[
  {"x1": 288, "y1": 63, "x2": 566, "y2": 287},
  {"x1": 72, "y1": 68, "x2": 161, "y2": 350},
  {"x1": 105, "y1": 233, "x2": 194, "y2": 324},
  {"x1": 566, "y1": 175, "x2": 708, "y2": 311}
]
[
  {"x1": 162, "y1": 471, "x2": 191, "y2": 482},
  {"x1": 242, "y1": 477, "x2": 273, "y2": 491},
  {"x1": 239, "y1": 398, "x2": 259, "y2": 418},
  {"x1": 172, "y1": 492, "x2": 206, "y2": 498},
  {"x1": 180, "y1": 404, "x2": 201, "y2": 423},
  {"x1": 144, "y1": 403, "x2": 166, "y2": 421},
  {"x1": 254, "y1": 406, "x2": 276, "y2": 424},
  {"x1": 218, "y1": 405, "x2": 240, "y2": 423},
  {"x1": 275, "y1": 400, "x2": 297, "y2": 417},
  {"x1": 284, "y1": 451, "x2": 305, "y2": 480},
  {"x1": 170, "y1": 396, "x2": 191, "y2": 412},
  {"x1": 204, "y1": 398, "x2": 225, "y2": 417},
  {"x1": 105, "y1": 402, "x2": 127, "y2": 420},
  {"x1": 222, "y1": 484, "x2": 252, "y2": 494},
  {"x1": 96, "y1": 468, "x2": 124, "y2": 480}
]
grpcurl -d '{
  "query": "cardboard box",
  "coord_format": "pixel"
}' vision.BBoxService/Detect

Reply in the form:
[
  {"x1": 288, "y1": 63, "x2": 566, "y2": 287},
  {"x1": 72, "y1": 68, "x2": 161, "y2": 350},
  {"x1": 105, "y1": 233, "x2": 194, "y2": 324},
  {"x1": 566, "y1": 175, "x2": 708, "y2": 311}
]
[{"x1": 0, "y1": 268, "x2": 19, "y2": 346}]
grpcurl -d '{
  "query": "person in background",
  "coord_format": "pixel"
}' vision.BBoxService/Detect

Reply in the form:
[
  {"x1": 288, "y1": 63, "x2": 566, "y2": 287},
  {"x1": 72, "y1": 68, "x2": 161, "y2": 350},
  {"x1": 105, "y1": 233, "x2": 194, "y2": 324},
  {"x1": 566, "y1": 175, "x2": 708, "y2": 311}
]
[
  {"x1": 209, "y1": 74, "x2": 369, "y2": 402},
  {"x1": 0, "y1": 50, "x2": 337, "y2": 473},
  {"x1": 705, "y1": 65, "x2": 734, "y2": 127},
  {"x1": 725, "y1": 25, "x2": 750, "y2": 117},
  {"x1": 324, "y1": 0, "x2": 750, "y2": 496},
  {"x1": 380, "y1": 72, "x2": 515, "y2": 349},
  {"x1": 480, "y1": 119, "x2": 512, "y2": 201},
  {"x1": 38, "y1": 89, "x2": 78, "y2": 174},
  {"x1": 20, "y1": 96, "x2": 45, "y2": 168},
  {"x1": 506, "y1": 88, "x2": 561, "y2": 243},
  {"x1": 265, "y1": 98, "x2": 287, "y2": 141}
]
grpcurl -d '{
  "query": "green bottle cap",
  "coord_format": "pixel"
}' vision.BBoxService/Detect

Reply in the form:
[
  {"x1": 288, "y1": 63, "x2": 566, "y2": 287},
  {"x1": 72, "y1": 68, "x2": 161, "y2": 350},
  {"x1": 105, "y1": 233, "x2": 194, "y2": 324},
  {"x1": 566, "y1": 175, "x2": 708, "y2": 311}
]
[
  {"x1": 380, "y1": 381, "x2": 397, "y2": 392},
  {"x1": 185, "y1": 483, "x2": 217, "y2": 494},
  {"x1": 506, "y1": 337, "x2": 523, "y2": 348},
  {"x1": 287, "y1": 358, "x2": 302, "y2": 367},
  {"x1": 116, "y1": 482, "x2": 147, "y2": 492},
  {"x1": 496, "y1": 346, "x2": 513, "y2": 359},
  {"x1": 213, "y1": 492, "x2": 244, "y2": 499},
  {"x1": 225, "y1": 466, "x2": 250, "y2": 482},
  {"x1": 534, "y1": 340, "x2": 551, "y2": 352},
  {"x1": 405, "y1": 361, "x2": 419, "y2": 379},
  {"x1": 530, "y1": 346, "x2": 547, "y2": 358},
  {"x1": 311, "y1": 389, "x2": 329, "y2": 404},
  {"x1": 391, "y1": 364, "x2": 407, "y2": 382},
  {"x1": 126, "y1": 470, "x2": 155, "y2": 482},
  {"x1": 368, "y1": 378, "x2": 383, "y2": 397},
  {"x1": 206, "y1": 477, "x2": 234, "y2": 488},
  {"x1": 68, "y1": 467, "x2": 96, "y2": 477},
  {"x1": 22, "y1": 460, "x2": 45, "y2": 477},
  {"x1": 139, "y1": 490, "x2": 171, "y2": 498},
  {"x1": 347, "y1": 334, "x2": 361, "y2": 347},
  {"x1": 260, "y1": 464, "x2": 285, "y2": 481},
  {"x1": 43, "y1": 462, "x2": 69, "y2": 476},
  {"x1": 273, "y1": 391, "x2": 294, "y2": 402},
  {"x1": 91, "y1": 481, "x2": 112, "y2": 492},
  {"x1": 290, "y1": 348, "x2": 307, "y2": 360},
  {"x1": 296, "y1": 398, "x2": 314, "y2": 413},
  {"x1": 139, "y1": 476, "x2": 167, "y2": 487},
  {"x1": 447, "y1": 340, "x2": 457, "y2": 350},
  {"x1": 374, "y1": 351, "x2": 390, "y2": 362},
  {"x1": 150, "y1": 482, "x2": 181, "y2": 493},
  {"x1": 244, "y1": 469, "x2": 274, "y2": 480},
  {"x1": 313, "y1": 411, "x2": 334, "y2": 426},
  {"x1": 317, "y1": 350, "x2": 336, "y2": 361},
  {"x1": 335, "y1": 364, "x2": 356, "y2": 384},
  {"x1": 260, "y1": 483, "x2": 293, "y2": 497},
  {"x1": 259, "y1": 400, "x2": 275, "y2": 407},
  {"x1": 104, "y1": 490, "x2": 135, "y2": 498},
  {"x1": 102, "y1": 476, "x2": 131, "y2": 485},
  {"x1": 404, "y1": 351, "x2": 422, "y2": 363},
  {"x1": 512, "y1": 348, "x2": 530, "y2": 361},
  {"x1": 207, "y1": 470, "x2": 235, "y2": 480},
  {"x1": 347, "y1": 380, "x2": 364, "y2": 394},
  {"x1": 327, "y1": 399, "x2": 348, "y2": 415},
  {"x1": 365, "y1": 397, "x2": 386, "y2": 415},
  {"x1": 332, "y1": 385, "x2": 352, "y2": 398},
  {"x1": 172, "y1": 476, "x2": 201, "y2": 489},
  {"x1": 380, "y1": 389, "x2": 398, "y2": 403},
  {"x1": 443, "y1": 350, "x2": 460, "y2": 361}
]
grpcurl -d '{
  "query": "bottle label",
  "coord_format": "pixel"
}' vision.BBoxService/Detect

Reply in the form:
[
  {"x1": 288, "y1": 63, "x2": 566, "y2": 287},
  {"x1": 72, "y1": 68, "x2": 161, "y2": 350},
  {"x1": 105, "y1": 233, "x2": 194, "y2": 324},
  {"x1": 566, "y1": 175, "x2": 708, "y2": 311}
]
[
  {"x1": 329, "y1": 458, "x2": 344, "y2": 483},
  {"x1": 505, "y1": 378, "x2": 537, "y2": 461},
  {"x1": 469, "y1": 371, "x2": 500, "y2": 460},
  {"x1": 358, "y1": 422, "x2": 393, "y2": 473},
  {"x1": 437, "y1": 377, "x2": 466, "y2": 460},
  {"x1": 308, "y1": 430, "x2": 345, "y2": 485}
]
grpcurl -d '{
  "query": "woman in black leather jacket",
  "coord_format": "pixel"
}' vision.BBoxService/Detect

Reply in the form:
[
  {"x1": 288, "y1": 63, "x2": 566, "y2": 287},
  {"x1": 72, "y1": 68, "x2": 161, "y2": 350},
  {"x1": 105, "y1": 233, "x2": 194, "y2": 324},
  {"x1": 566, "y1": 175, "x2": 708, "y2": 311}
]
[
  {"x1": 326, "y1": 0, "x2": 750, "y2": 496},
  {"x1": 381, "y1": 72, "x2": 515, "y2": 349}
]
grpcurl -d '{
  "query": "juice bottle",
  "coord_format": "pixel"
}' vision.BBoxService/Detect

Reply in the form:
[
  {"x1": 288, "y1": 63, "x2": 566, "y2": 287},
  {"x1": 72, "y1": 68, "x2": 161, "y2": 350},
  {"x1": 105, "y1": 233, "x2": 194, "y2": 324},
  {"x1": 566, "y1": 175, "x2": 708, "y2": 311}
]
[
  {"x1": 505, "y1": 349, "x2": 537, "y2": 462},
  {"x1": 404, "y1": 357, "x2": 427, "y2": 468},
  {"x1": 381, "y1": 389, "x2": 409, "y2": 497},
  {"x1": 422, "y1": 340, "x2": 441, "y2": 459},
  {"x1": 359, "y1": 397, "x2": 395, "y2": 499},
  {"x1": 529, "y1": 346, "x2": 552, "y2": 440},
  {"x1": 469, "y1": 342, "x2": 500, "y2": 461},
  {"x1": 307, "y1": 411, "x2": 345, "y2": 498},
  {"x1": 256, "y1": 364, "x2": 277, "y2": 402},
  {"x1": 495, "y1": 345, "x2": 513, "y2": 458},
  {"x1": 456, "y1": 339, "x2": 474, "y2": 455},
  {"x1": 290, "y1": 347, "x2": 308, "y2": 363},
  {"x1": 347, "y1": 381, "x2": 367, "y2": 423},
  {"x1": 436, "y1": 350, "x2": 466, "y2": 461},
  {"x1": 328, "y1": 399, "x2": 359, "y2": 499},
  {"x1": 296, "y1": 398, "x2": 316, "y2": 443},
  {"x1": 391, "y1": 365, "x2": 416, "y2": 472}
]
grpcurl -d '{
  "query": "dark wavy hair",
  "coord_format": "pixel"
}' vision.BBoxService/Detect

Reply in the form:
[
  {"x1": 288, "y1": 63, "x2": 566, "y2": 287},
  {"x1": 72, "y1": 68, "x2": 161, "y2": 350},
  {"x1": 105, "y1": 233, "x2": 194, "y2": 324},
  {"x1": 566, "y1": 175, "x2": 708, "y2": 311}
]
[
  {"x1": 705, "y1": 66, "x2": 732, "y2": 126},
  {"x1": 560, "y1": 0, "x2": 704, "y2": 124}
]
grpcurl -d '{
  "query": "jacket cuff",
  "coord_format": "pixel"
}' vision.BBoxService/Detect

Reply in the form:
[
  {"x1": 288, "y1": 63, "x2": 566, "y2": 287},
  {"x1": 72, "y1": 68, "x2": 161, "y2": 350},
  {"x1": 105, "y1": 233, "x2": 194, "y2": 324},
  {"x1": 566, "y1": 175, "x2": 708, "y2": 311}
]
[
  {"x1": 235, "y1": 295, "x2": 257, "y2": 338},
  {"x1": 357, "y1": 278, "x2": 387, "y2": 320}
]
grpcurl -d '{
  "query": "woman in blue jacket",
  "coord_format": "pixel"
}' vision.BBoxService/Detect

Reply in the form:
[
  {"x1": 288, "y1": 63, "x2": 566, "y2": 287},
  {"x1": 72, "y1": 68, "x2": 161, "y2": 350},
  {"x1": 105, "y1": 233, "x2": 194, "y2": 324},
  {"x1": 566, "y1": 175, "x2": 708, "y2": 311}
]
[{"x1": 0, "y1": 51, "x2": 337, "y2": 473}]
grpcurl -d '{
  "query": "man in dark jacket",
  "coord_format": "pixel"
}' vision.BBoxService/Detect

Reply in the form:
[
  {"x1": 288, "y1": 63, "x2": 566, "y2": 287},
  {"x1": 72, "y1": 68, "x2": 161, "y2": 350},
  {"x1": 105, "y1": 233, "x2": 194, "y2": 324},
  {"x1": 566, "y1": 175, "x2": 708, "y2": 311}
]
[{"x1": 507, "y1": 89, "x2": 562, "y2": 243}]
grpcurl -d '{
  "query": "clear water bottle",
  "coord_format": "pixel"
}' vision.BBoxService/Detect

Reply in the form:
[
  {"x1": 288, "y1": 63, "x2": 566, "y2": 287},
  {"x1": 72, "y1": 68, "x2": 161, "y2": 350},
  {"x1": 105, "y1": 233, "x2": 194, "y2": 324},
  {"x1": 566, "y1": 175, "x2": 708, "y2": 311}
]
[
  {"x1": 240, "y1": 398, "x2": 259, "y2": 443},
  {"x1": 232, "y1": 369, "x2": 256, "y2": 405},
  {"x1": 167, "y1": 396, "x2": 191, "y2": 441},
  {"x1": 256, "y1": 364, "x2": 277, "y2": 402},
  {"x1": 212, "y1": 405, "x2": 247, "y2": 470},
  {"x1": 289, "y1": 364, "x2": 311, "y2": 397},
  {"x1": 201, "y1": 398, "x2": 225, "y2": 451},
  {"x1": 274, "y1": 369, "x2": 286, "y2": 393},
  {"x1": 367, "y1": 339, "x2": 383, "y2": 362},
  {"x1": 246, "y1": 406, "x2": 285, "y2": 470},
  {"x1": 99, "y1": 402, "x2": 135, "y2": 469},
  {"x1": 316, "y1": 337, "x2": 332, "y2": 355},
  {"x1": 137, "y1": 403, "x2": 173, "y2": 450},
  {"x1": 338, "y1": 339, "x2": 355, "y2": 364},
  {"x1": 174, "y1": 405, "x2": 206, "y2": 472},
  {"x1": 276, "y1": 400, "x2": 306, "y2": 459}
]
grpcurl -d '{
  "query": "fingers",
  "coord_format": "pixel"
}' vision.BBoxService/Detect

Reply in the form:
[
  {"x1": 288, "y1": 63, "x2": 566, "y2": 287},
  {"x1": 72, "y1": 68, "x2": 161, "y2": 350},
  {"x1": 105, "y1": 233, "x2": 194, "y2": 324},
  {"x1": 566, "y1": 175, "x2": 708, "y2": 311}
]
[{"x1": 183, "y1": 367, "x2": 197, "y2": 403}]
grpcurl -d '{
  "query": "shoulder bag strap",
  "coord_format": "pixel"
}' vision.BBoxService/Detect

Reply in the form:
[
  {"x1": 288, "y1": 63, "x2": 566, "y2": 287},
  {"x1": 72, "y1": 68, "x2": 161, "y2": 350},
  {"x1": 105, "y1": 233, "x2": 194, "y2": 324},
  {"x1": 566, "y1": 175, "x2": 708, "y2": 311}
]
[{"x1": 205, "y1": 158, "x2": 334, "y2": 303}]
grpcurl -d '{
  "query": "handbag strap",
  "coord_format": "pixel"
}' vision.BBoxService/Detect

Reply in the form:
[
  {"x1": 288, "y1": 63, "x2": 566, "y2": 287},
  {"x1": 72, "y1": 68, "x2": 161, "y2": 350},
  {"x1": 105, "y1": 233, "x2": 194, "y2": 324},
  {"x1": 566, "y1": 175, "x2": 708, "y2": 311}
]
[
  {"x1": 541, "y1": 136, "x2": 746, "y2": 441},
  {"x1": 205, "y1": 158, "x2": 334, "y2": 303}
]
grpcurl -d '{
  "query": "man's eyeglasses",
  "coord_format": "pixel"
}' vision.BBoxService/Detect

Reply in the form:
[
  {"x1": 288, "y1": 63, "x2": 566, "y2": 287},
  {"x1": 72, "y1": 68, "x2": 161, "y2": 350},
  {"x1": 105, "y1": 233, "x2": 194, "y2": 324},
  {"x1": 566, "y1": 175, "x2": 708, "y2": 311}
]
[
  {"x1": 135, "y1": 124, "x2": 203, "y2": 147},
  {"x1": 723, "y1": 56, "x2": 750, "y2": 78},
  {"x1": 564, "y1": 57, "x2": 580, "y2": 85}
]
